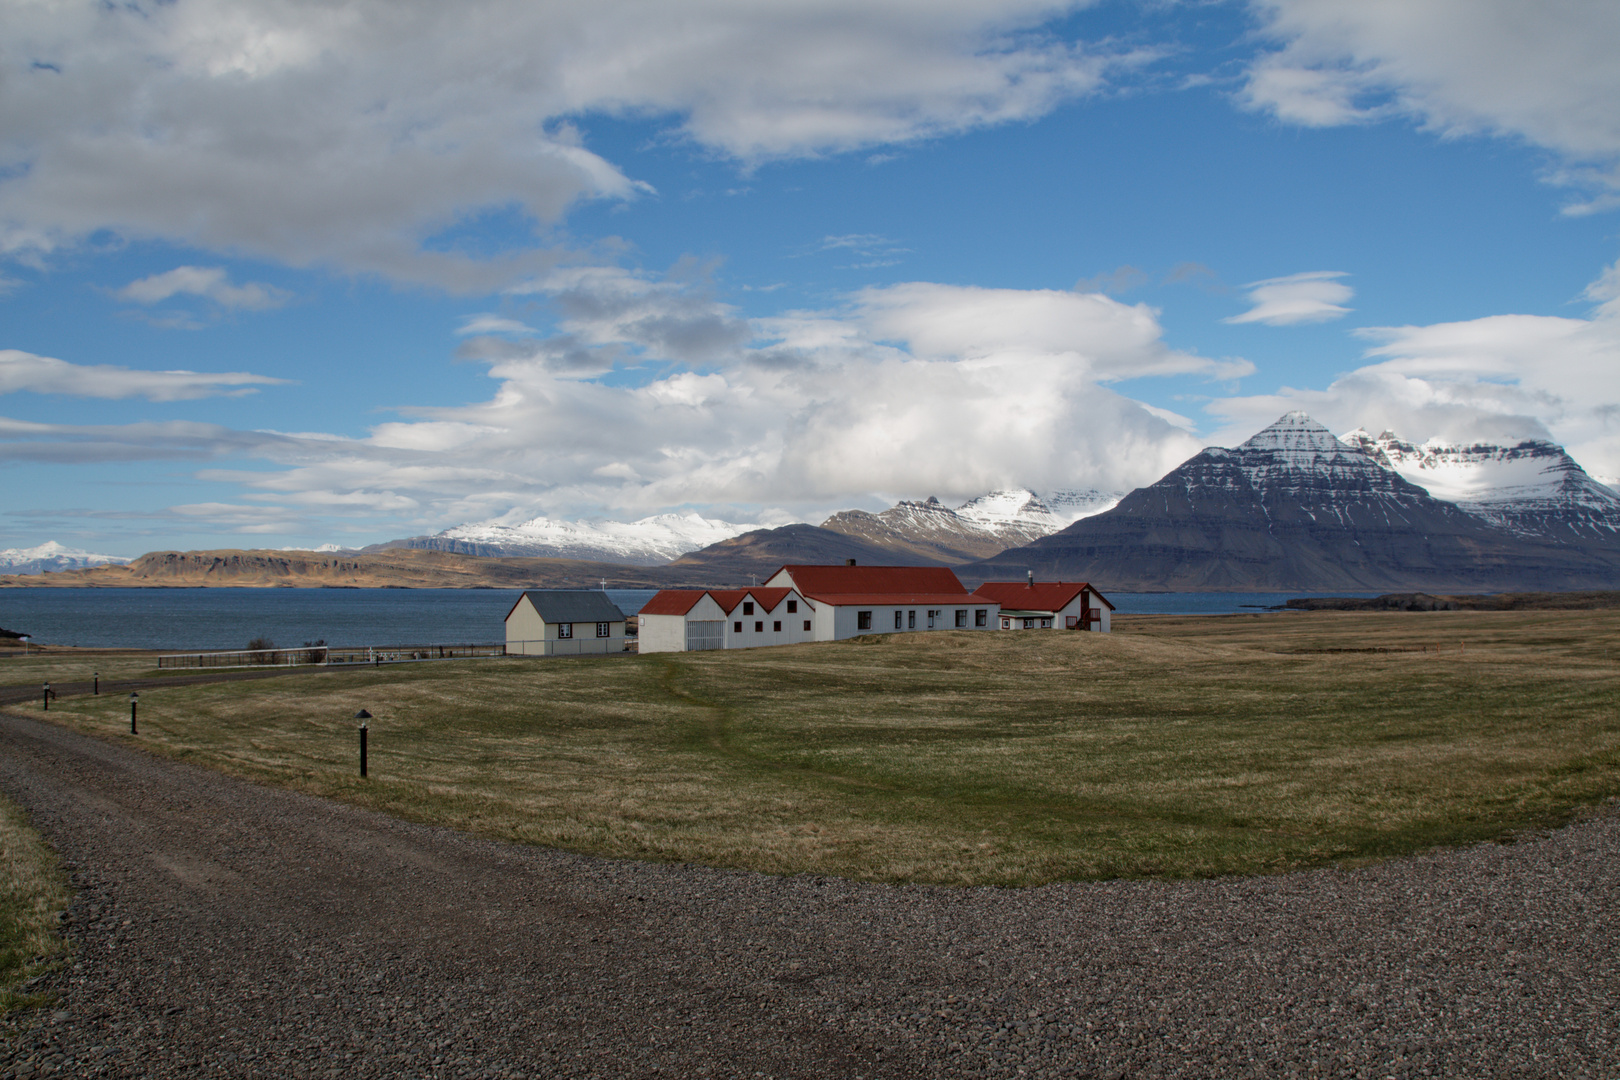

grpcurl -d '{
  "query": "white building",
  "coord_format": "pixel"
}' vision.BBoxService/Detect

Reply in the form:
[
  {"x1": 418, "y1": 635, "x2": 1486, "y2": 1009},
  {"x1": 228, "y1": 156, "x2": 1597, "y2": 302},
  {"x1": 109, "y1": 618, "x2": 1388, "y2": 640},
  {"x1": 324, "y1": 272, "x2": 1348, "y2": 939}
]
[
  {"x1": 637, "y1": 587, "x2": 813, "y2": 653},
  {"x1": 505, "y1": 590, "x2": 628, "y2": 655},
  {"x1": 638, "y1": 563, "x2": 1000, "y2": 653},
  {"x1": 975, "y1": 578, "x2": 1113, "y2": 632}
]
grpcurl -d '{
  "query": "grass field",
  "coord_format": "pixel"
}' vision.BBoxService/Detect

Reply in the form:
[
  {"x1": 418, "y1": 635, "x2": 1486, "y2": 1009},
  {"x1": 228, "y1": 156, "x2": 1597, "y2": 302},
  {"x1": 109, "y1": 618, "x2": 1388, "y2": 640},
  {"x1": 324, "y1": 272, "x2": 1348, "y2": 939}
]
[
  {"x1": 0, "y1": 795, "x2": 69, "y2": 1016},
  {"x1": 9, "y1": 610, "x2": 1620, "y2": 885}
]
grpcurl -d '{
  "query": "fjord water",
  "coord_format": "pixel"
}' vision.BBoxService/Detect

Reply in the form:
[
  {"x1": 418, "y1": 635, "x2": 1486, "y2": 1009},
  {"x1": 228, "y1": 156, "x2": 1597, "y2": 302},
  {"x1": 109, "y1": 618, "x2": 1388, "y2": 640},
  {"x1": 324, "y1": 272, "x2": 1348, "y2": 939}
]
[{"x1": 0, "y1": 588, "x2": 1380, "y2": 651}]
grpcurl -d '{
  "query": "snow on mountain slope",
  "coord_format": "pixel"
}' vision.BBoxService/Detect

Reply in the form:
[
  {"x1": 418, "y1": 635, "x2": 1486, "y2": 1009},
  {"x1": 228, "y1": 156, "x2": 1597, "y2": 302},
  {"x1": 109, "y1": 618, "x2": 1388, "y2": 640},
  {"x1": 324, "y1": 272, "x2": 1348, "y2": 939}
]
[
  {"x1": 0, "y1": 541, "x2": 131, "y2": 575},
  {"x1": 383, "y1": 512, "x2": 757, "y2": 565},
  {"x1": 1343, "y1": 429, "x2": 1620, "y2": 541},
  {"x1": 953, "y1": 490, "x2": 1062, "y2": 545},
  {"x1": 1038, "y1": 488, "x2": 1125, "y2": 525}
]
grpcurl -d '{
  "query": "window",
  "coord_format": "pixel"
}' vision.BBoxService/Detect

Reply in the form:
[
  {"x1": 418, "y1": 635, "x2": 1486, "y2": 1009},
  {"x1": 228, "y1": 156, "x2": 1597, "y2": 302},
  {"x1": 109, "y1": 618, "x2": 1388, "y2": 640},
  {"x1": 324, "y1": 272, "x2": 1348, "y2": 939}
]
[
  {"x1": 743, "y1": 601, "x2": 755, "y2": 615},
  {"x1": 803, "y1": 620, "x2": 811, "y2": 632},
  {"x1": 927, "y1": 609, "x2": 937, "y2": 628},
  {"x1": 975, "y1": 609, "x2": 987, "y2": 627},
  {"x1": 557, "y1": 623, "x2": 573, "y2": 639},
  {"x1": 733, "y1": 621, "x2": 742, "y2": 633},
  {"x1": 908, "y1": 610, "x2": 916, "y2": 629},
  {"x1": 1066, "y1": 616, "x2": 1079, "y2": 629},
  {"x1": 954, "y1": 609, "x2": 967, "y2": 628},
  {"x1": 894, "y1": 611, "x2": 903, "y2": 630},
  {"x1": 773, "y1": 620, "x2": 782, "y2": 632},
  {"x1": 755, "y1": 620, "x2": 764, "y2": 632},
  {"x1": 787, "y1": 600, "x2": 797, "y2": 613},
  {"x1": 1041, "y1": 618, "x2": 1052, "y2": 628},
  {"x1": 1023, "y1": 618, "x2": 1035, "y2": 629},
  {"x1": 1000, "y1": 617, "x2": 1010, "y2": 629},
  {"x1": 857, "y1": 610, "x2": 872, "y2": 630},
  {"x1": 596, "y1": 622, "x2": 611, "y2": 637}
]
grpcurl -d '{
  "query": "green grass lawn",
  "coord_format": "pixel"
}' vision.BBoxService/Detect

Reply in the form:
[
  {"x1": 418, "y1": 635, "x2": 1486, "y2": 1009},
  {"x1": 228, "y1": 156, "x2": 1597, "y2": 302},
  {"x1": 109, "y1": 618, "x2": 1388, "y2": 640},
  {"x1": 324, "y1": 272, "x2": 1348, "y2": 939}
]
[{"x1": 12, "y1": 610, "x2": 1620, "y2": 885}]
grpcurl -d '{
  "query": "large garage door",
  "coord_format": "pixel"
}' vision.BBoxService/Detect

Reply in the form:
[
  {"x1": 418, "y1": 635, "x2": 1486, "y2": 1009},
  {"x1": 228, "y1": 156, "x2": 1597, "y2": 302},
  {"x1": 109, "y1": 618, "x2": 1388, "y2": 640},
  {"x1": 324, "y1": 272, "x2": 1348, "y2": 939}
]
[{"x1": 686, "y1": 620, "x2": 725, "y2": 651}]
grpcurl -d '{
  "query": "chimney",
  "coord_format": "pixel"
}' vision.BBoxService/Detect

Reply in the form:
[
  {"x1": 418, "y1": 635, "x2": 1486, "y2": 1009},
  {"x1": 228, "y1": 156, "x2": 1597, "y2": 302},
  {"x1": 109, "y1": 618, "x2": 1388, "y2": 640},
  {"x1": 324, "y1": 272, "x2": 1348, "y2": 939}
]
[
  {"x1": 1027, "y1": 569, "x2": 1034, "y2": 588},
  {"x1": 846, "y1": 558, "x2": 857, "y2": 567}
]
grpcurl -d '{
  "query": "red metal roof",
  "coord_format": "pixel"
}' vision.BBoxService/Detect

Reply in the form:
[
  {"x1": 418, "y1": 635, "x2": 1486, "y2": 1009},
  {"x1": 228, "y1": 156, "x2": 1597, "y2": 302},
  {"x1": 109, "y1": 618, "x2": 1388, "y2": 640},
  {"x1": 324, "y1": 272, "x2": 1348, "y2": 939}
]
[
  {"x1": 706, "y1": 588, "x2": 796, "y2": 615},
  {"x1": 776, "y1": 564, "x2": 969, "y2": 602},
  {"x1": 975, "y1": 581, "x2": 1114, "y2": 612},
  {"x1": 638, "y1": 590, "x2": 711, "y2": 616},
  {"x1": 805, "y1": 592, "x2": 1000, "y2": 606}
]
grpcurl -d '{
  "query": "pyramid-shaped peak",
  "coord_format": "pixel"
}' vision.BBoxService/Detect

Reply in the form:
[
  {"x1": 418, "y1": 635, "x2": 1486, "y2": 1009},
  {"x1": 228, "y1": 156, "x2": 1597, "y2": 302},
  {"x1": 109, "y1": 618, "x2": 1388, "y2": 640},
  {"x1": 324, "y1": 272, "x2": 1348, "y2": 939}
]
[{"x1": 1239, "y1": 412, "x2": 1345, "y2": 453}]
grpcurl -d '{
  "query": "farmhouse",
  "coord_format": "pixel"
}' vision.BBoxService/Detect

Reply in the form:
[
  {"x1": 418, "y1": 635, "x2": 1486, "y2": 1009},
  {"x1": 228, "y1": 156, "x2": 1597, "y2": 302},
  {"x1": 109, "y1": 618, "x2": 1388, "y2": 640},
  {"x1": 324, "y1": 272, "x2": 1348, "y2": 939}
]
[
  {"x1": 638, "y1": 563, "x2": 1001, "y2": 653},
  {"x1": 505, "y1": 590, "x2": 628, "y2": 656},
  {"x1": 976, "y1": 577, "x2": 1114, "y2": 632},
  {"x1": 638, "y1": 587, "x2": 812, "y2": 653}
]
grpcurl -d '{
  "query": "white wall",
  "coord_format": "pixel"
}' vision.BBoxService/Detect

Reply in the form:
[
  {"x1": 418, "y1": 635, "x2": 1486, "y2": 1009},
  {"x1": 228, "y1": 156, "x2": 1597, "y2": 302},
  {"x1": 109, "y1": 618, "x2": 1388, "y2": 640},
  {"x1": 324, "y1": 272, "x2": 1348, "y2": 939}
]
[{"x1": 638, "y1": 614, "x2": 688, "y2": 654}]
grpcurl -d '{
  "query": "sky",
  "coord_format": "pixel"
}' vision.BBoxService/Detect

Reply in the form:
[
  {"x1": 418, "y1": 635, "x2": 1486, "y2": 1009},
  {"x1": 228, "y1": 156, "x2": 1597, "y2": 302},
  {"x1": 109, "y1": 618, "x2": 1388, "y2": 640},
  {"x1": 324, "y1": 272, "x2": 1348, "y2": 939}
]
[{"x1": 4, "y1": 0, "x2": 1620, "y2": 556}]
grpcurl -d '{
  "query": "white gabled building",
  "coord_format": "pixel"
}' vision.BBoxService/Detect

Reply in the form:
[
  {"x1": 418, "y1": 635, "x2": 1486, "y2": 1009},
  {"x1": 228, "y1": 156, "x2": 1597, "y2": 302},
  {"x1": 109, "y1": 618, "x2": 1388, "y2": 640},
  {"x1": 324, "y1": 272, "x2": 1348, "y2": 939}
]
[
  {"x1": 637, "y1": 587, "x2": 813, "y2": 653},
  {"x1": 975, "y1": 578, "x2": 1113, "y2": 632},
  {"x1": 505, "y1": 590, "x2": 629, "y2": 655},
  {"x1": 638, "y1": 563, "x2": 1001, "y2": 653}
]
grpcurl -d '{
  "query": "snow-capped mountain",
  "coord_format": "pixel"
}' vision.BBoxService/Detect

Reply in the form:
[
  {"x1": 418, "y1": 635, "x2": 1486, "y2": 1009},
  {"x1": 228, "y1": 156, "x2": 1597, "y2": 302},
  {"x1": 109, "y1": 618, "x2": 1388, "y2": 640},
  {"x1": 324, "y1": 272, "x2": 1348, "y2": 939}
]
[
  {"x1": 823, "y1": 489, "x2": 1060, "y2": 562},
  {"x1": 1039, "y1": 488, "x2": 1126, "y2": 525},
  {"x1": 0, "y1": 541, "x2": 131, "y2": 575},
  {"x1": 1343, "y1": 429, "x2": 1620, "y2": 542},
  {"x1": 965, "y1": 412, "x2": 1620, "y2": 591},
  {"x1": 372, "y1": 512, "x2": 757, "y2": 566},
  {"x1": 821, "y1": 488, "x2": 1128, "y2": 562}
]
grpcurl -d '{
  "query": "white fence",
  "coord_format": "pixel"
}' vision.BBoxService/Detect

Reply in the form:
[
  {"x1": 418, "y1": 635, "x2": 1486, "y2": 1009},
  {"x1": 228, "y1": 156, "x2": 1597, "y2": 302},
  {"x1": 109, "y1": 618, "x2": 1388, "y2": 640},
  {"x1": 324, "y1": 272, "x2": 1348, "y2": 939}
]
[{"x1": 505, "y1": 637, "x2": 634, "y2": 657}]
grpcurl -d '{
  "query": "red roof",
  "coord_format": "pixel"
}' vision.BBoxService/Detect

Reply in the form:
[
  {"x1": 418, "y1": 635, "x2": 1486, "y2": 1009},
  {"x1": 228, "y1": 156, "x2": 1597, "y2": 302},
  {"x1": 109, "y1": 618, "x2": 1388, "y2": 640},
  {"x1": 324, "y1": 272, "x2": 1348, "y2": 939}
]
[
  {"x1": 975, "y1": 581, "x2": 1114, "y2": 612},
  {"x1": 639, "y1": 590, "x2": 711, "y2": 616},
  {"x1": 806, "y1": 593, "x2": 1000, "y2": 606},
  {"x1": 776, "y1": 565, "x2": 968, "y2": 602},
  {"x1": 706, "y1": 588, "x2": 796, "y2": 615}
]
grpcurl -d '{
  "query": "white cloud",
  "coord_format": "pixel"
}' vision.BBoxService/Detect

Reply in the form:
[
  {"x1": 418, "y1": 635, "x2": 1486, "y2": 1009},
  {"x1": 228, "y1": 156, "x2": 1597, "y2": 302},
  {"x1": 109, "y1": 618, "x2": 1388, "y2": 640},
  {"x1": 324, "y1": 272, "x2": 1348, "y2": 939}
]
[
  {"x1": 1, "y1": 0, "x2": 1137, "y2": 284},
  {"x1": 116, "y1": 265, "x2": 290, "y2": 310},
  {"x1": 456, "y1": 314, "x2": 538, "y2": 337},
  {"x1": 2, "y1": 274, "x2": 1238, "y2": 533},
  {"x1": 0, "y1": 349, "x2": 288, "y2": 401},
  {"x1": 1241, "y1": 0, "x2": 1620, "y2": 210},
  {"x1": 1224, "y1": 271, "x2": 1353, "y2": 326},
  {"x1": 1207, "y1": 261, "x2": 1620, "y2": 476}
]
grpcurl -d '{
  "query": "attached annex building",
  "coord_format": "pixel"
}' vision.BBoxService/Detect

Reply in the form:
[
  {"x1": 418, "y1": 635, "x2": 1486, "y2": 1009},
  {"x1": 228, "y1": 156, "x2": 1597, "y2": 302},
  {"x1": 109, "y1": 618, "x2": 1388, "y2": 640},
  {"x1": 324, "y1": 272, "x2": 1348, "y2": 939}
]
[
  {"x1": 640, "y1": 564, "x2": 1000, "y2": 653},
  {"x1": 505, "y1": 590, "x2": 628, "y2": 656},
  {"x1": 975, "y1": 578, "x2": 1114, "y2": 633}
]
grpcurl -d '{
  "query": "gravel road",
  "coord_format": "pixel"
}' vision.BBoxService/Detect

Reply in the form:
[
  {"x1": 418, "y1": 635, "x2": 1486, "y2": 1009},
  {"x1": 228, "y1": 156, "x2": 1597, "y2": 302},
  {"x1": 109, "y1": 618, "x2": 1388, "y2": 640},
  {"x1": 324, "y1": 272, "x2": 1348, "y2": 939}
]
[{"x1": 1, "y1": 707, "x2": 1616, "y2": 1079}]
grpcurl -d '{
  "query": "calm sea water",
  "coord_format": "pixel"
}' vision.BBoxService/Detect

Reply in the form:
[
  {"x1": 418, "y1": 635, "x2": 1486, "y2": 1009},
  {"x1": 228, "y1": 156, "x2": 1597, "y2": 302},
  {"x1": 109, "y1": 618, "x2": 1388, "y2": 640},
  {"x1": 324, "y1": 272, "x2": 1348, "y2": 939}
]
[{"x1": 0, "y1": 587, "x2": 1377, "y2": 651}]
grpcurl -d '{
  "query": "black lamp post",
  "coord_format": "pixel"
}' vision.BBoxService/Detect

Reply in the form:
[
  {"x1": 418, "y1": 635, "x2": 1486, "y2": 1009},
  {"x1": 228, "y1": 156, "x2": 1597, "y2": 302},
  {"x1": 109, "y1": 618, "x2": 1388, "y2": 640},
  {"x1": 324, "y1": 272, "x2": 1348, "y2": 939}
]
[
  {"x1": 94, "y1": 672, "x2": 99, "y2": 696},
  {"x1": 355, "y1": 709, "x2": 372, "y2": 777},
  {"x1": 42, "y1": 683, "x2": 50, "y2": 711},
  {"x1": 130, "y1": 691, "x2": 138, "y2": 735}
]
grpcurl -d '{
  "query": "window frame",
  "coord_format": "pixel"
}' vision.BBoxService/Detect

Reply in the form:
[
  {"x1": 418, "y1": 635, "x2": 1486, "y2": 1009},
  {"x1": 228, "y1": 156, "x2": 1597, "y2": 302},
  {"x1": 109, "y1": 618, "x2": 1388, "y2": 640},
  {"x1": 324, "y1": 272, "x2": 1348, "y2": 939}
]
[
  {"x1": 857, "y1": 610, "x2": 872, "y2": 631},
  {"x1": 975, "y1": 609, "x2": 987, "y2": 627},
  {"x1": 557, "y1": 622, "x2": 573, "y2": 639},
  {"x1": 595, "y1": 621, "x2": 611, "y2": 638},
  {"x1": 787, "y1": 600, "x2": 797, "y2": 613},
  {"x1": 954, "y1": 609, "x2": 967, "y2": 628}
]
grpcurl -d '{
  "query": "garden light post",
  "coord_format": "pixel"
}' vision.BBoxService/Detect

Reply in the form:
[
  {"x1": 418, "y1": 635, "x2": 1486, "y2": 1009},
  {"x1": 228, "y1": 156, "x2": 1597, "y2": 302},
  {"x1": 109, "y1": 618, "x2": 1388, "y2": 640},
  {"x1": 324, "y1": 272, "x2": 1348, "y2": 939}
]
[
  {"x1": 42, "y1": 683, "x2": 49, "y2": 711},
  {"x1": 130, "y1": 692, "x2": 138, "y2": 735},
  {"x1": 94, "y1": 672, "x2": 99, "y2": 695},
  {"x1": 356, "y1": 709, "x2": 372, "y2": 777}
]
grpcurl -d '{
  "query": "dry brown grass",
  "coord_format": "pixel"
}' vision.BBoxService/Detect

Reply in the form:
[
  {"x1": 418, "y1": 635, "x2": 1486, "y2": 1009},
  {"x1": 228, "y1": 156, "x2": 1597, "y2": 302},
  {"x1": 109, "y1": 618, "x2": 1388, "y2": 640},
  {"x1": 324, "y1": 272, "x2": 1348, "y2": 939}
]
[
  {"x1": 15, "y1": 610, "x2": 1620, "y2": 885},
  {"x1": 0, "y1": 796, "x2": 70, "y2": 1015}
]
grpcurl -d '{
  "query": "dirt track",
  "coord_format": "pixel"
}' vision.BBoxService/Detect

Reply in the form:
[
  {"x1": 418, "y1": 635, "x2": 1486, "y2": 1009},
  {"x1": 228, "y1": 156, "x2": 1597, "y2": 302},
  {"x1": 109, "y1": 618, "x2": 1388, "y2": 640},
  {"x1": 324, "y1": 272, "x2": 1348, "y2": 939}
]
[{"x1": 2, "y1": 707, "x2": 1618, "y2": 1078}]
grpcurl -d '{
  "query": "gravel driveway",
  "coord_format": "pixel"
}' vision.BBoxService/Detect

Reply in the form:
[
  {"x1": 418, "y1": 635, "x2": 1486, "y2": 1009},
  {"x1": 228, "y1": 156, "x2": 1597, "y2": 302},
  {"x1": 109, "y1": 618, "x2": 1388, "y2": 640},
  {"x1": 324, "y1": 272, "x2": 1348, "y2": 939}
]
[{"x1": 1, "y1": 707, "x2": 1616, "y2": 1079}]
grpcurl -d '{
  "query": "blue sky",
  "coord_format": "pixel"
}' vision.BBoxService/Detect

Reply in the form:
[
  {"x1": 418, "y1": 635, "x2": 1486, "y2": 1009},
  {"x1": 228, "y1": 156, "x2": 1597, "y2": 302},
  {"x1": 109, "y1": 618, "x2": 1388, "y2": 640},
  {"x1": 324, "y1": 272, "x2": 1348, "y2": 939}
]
[{"x1": 4, "y1": 0, "x2": 1619, "y2": 555}]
